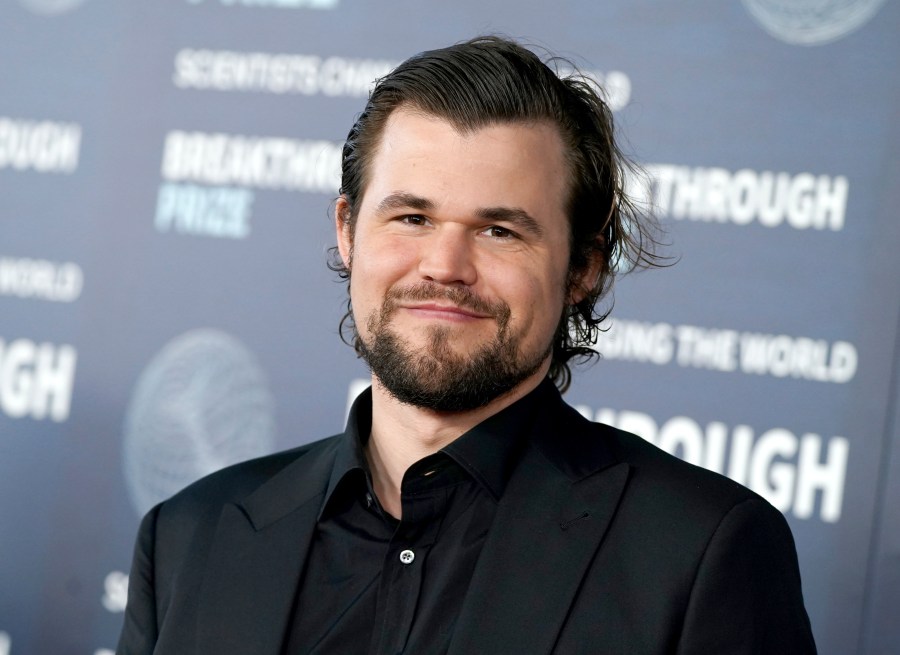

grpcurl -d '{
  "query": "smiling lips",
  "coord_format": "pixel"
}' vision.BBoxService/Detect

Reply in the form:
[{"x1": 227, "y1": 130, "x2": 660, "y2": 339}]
[
  {"x1": 401, "y1": 302, "x2": 493, "y2": 321},
  {"x1": 383, "y1": 281, "x2": 508, "y2": 324}
]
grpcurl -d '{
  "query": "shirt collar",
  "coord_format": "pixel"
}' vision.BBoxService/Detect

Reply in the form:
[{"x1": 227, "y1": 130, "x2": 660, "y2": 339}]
[
  {"x1": 319, "y1": 378, "x2": 554, "y2": 519},
  {"x1": 441, "y1": 379, "x2": 552, "y2": 500},
  {"x1": 318, "y1": 385, "x2": 373, "y2": 520}
]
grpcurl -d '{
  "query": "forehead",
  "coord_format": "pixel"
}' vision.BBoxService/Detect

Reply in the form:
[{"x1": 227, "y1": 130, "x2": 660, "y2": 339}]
[{"x1": 359, "y1": 108, "x2": 570, "y2": 223}]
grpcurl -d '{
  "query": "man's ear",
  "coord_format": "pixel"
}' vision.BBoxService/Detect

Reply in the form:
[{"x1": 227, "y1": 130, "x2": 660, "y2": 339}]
[
  {"x1": 568, "y1": 245, "x2": 605, "y2": 305},
  {"x1": 335, "y1": 196, "x2": 353, "y2": 269}
]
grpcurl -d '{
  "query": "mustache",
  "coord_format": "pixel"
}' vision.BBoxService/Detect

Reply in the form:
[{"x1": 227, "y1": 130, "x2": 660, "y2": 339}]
[{"x1": 383, "y1": 283, "x2": 510, "y2": 321}]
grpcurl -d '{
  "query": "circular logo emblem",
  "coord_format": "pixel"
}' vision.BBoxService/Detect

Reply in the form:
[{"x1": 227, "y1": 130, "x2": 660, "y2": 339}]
[
  {"x1": 122, "y1": 329, "x2": 276, "y2": 517},
  {"x1": 742, "y1": 0, "x2": 887, "y2": 45},
  {"x1": 18, "y1": 0, "x2": 87, "y2": 15}
]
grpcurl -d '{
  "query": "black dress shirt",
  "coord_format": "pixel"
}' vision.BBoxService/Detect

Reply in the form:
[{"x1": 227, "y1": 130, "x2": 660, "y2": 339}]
[{"x1": 282, "y1": 384, "x2": 540, "y2": 654}]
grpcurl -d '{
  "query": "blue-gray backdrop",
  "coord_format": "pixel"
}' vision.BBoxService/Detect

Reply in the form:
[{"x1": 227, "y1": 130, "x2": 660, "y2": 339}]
[{"x1": 1, "y1": 1, "x2": 898, "y2": 653}]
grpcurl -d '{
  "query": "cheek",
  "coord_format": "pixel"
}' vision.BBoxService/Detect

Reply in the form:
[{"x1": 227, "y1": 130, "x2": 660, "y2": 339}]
[
  {"x1": 508, "y1": 272, "x2": 566, "y2": 336},
  {"x1": 356, "y1": 232, "x2": 418, "y2": 274},
  {"x1": 348, "y1": 239, "x2": 415, "y2": 309}
]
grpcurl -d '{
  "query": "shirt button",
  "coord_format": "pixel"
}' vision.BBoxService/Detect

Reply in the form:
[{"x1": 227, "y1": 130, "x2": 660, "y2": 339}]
[
  {"x1": 399, "y1": 549, "x2": 415, "y2": 565},
  {"x1": 365, "y1": 492, "x2": 373, "y2": 507}
]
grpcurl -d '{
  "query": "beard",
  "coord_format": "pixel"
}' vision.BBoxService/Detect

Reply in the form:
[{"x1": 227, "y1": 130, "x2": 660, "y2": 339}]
[{"x1": 357, "y1": 282, "x2": 551, "y2": 413}]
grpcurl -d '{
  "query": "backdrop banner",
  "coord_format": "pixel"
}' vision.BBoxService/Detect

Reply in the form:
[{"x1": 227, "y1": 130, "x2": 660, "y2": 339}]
[{"x1": 1, "y1": 1, "x2": 898, "y2": 653}]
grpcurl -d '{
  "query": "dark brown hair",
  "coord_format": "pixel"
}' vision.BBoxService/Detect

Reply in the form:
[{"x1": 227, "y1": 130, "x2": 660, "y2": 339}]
[{"x1": 331, "y1": 35, "x2": 663, "y2": 391}]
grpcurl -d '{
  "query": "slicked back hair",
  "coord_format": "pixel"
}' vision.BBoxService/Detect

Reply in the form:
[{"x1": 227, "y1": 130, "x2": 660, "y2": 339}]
[{"x1": 332, "y1": 35, "x2": 661, "y2": 392}]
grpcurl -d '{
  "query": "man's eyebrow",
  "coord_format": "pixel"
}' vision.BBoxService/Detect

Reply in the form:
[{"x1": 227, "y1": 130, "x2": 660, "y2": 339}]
[
  {"x1": 477, "y1": 206, "x2": 545, "y2": 237},
  {"x1": 375, "y1": 192, "x2": 435, "y2": 215}
]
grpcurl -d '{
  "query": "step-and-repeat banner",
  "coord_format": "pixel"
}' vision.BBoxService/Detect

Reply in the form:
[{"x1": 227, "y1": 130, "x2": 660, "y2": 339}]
[{"x1": 1, "y1": 1, "x2": 898, "y2": 653}]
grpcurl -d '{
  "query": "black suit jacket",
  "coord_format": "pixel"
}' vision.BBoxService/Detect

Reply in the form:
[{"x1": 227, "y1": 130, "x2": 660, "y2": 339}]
[{"x1": 117, "y1": 383, "x2": 816, "y2": 654}]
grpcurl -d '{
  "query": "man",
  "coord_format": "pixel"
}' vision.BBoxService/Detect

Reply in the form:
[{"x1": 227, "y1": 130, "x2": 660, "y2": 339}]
[{"x1": 118, "y1": 36, "x2": 817, "y2": 654}]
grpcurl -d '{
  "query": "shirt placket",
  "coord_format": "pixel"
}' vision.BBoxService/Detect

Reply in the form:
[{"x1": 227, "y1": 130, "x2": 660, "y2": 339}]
[{"x1": 370, "y1": 487, "x2": 446, "y2": 655}]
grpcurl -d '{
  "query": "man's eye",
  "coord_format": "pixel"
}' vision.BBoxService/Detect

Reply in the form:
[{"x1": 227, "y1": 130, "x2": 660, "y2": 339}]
[
  {"x1": 401, "y1": 215, "x2": 427, "y2": 226},
  {"x1": 485, "y1": 226, "x2": 515, "y2": 239}
]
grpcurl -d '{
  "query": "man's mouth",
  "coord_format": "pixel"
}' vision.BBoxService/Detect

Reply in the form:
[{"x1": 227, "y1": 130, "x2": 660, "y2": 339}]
[
  {"x1": 385, "y1": 282, "x2": 503, "y2": 319},
  {"x1": 400, "y1": 302, "x2": 494, "y2": 321}
]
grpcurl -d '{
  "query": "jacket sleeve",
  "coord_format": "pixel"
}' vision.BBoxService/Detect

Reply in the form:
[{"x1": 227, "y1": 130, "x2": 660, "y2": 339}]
[
  {"x1": 116, "y1": 504, "x2": 162, "y2": 655},
  {"x1": 677, "y1": 496, "x2": 818, "y2": 654}
]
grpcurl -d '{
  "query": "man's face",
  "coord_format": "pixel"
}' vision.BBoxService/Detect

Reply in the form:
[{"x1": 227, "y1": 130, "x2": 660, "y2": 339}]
[{"x1": 337, "y1": 108, "x2": 584, "y2": 411}]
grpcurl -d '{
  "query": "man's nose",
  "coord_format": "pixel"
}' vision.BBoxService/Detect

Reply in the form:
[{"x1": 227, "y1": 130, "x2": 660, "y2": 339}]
[{"x1": 417, "y1": 227, "x2": 477, "y2": 286}]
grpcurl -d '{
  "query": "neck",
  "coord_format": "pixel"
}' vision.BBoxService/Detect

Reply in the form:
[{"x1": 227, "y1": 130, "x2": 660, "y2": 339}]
[{"x1": 365, "y1": 366, "x2": 548, "y2": 518}]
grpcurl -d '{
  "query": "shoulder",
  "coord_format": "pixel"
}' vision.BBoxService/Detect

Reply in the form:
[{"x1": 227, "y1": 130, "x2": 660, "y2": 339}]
[
  {"x1": 550, "y1": 408, "x2": 815, "y2": 651},
  {"x1": 566, "y1": 408, "x2": 802, "y2": 576},
  {"x1": 134, "y1": 434, "x2": 342, "y2": 593},
  {"x1": 593, "y1": 421, "x2": 797, "y2": 573},
  {"x1": 547, "y1": 396, "x2": 753, "y2": 504},
  {"x1": 557, "y1": 401, "x2": 776, "y2": 533},
  {"x1": 603, "y1": 421, "x2": 755, "y2": 508},
  {"x1": 150, "y1": 434, "x2": 340, "y2": 535}
]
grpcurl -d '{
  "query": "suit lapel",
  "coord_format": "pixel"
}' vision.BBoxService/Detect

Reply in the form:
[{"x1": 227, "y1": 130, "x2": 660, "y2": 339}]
[
  {"x1": 195, "y1": 441, "x2": 337, "y2": 655},
  {"x1": 448, "y1": 400, "x2": 630, "y2": 655}
]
